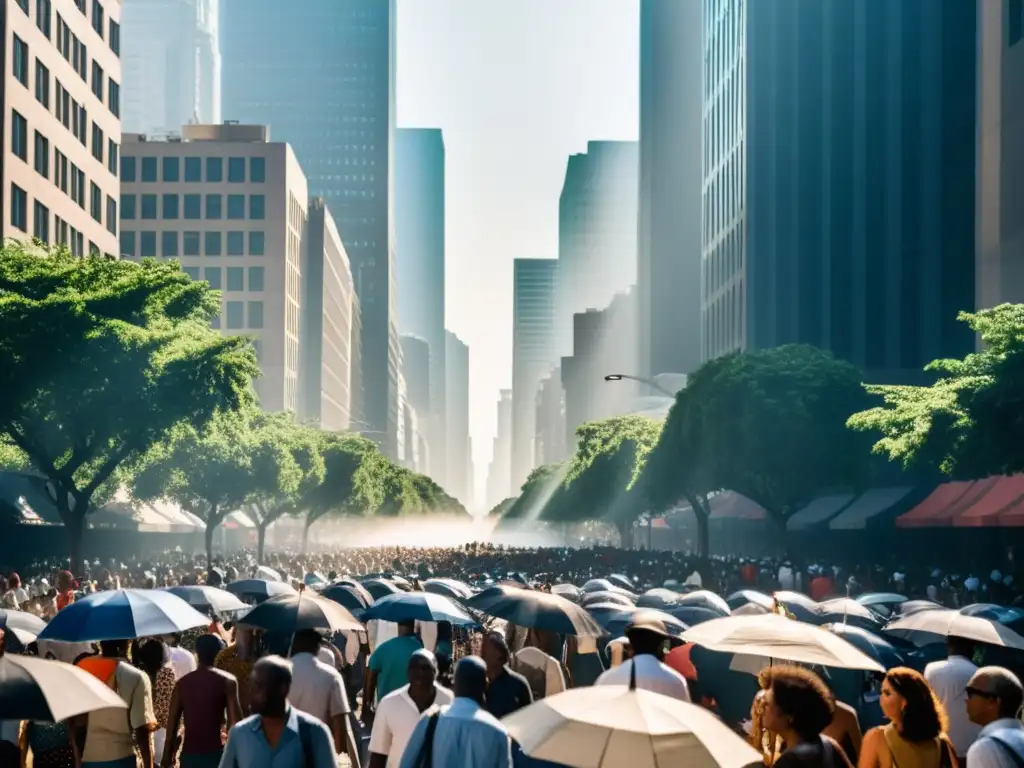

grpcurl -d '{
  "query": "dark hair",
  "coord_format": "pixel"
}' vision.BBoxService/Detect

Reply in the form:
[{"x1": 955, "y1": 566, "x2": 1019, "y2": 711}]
[
  {"x1": 135, "y1": 639, "x2": 169, "y2": 684},
  {"x1": 759, "y1": 665, "x2": 835, "y2": 741},
  {"x1": 885, "y1": 667, "x2": 947, "y2": 742},
  {"x1": 195, "y1": 634, "x2": 226, "y2": 666}
]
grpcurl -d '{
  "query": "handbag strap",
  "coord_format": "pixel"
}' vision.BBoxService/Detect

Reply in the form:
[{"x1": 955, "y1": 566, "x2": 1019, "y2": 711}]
[
  {"x1": 989, "y1": 736, "x2": 1024, "y2": 768},
  {"x1": 417, "y1": 711, "x2": 441, "y2": 768}
]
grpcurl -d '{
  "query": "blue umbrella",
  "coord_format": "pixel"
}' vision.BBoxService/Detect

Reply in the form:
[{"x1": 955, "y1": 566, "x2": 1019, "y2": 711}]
[
  {"x1": 360, "y1": 578, "x2": 402, "y2": 600},
  {"x1": 224, "y1": 579, "x2": 297, "y2": 604},
  {"x1": 422, "y1": 578, "x2": 474, "y2": 600},
  {"x1": 466, "y1": 585, "x2": 604, "y2": 637},
  {"x1": 320, "y1": 585, "x2": 370, "y2": 617},
  {"x1": 160, "y1": 586, "x2": 248, "y2": 618},
  {"x1": 361, "y1": 593, "x2": 478, "y2": 626},
  {"x1": 664, "y1": 605, "x2": 723, "y2": 627},
  {"x1": 38, "y1": 589, "x2": 210, "y2": 642},
  {"x1": 825, "y1": 623, "x2": 906, "y2": 670}
]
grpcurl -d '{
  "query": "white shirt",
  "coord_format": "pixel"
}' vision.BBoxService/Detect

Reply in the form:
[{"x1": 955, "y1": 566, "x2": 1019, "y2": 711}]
[
  {"x1": 778, "y1": 566, "x2": 795, "y2": 590},
  {"x1": 369, "y1": 683, "x2": 454, "y2": 768},
  {"x1": 967, "y1": 719, "x2": 1024, "y2": 768},
  {"x1": 595, "y1": 654, "x2": 691, "y2": 701},
  {"x1": 925, "y1": 655, "x2": 982, "y2": 756},
  {"x1": 168, "y1": 645, "x2": 197, "y2": 680},
  {"x1": 288, "y1": 651, "x2": 350, "y2": 726}
]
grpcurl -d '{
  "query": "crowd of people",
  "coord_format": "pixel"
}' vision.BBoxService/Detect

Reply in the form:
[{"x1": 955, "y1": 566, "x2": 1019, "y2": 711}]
[{"x1": 0, "y1": 542, "x2": 1022, "y2": 768}]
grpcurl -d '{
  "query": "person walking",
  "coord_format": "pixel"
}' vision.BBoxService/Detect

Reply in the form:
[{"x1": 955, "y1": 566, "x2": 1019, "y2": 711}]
[
  {"x1": 965, "y1": 666, "x2": 1024, "y2": 768},
  {"x1": 363, "y1": 621, "x2": 423, "y2": 720},
  {"x1": 481, "y1": 633, "x2": 532, "y2": 720},
  {"x1": 595, "y1": 613, "x2": 691, "y2": 701},
  {"x1": 925, "y1": 637, "x2": 981, "y2": 763}
]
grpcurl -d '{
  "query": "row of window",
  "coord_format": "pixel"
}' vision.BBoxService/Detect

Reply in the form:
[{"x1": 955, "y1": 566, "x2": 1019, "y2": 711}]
[
  {"x1": 175, "y1": 266, "x2": 266, "y2": 292},
  {"x1": 120, "y1": 230, "x2": 266, "y2": 258},
  {"x1": 10, "y1": 182, "x2": 107, "y2": 258},
  {"x1": 211, "y1": 300, "x2": 263, "y2": 331},
  {"x1": 17, "y1": 0, "x2": 120, "y2": 56},
  {"x1": 121, "y1": 155, "x2": 266, "y2": 184},
  {"x1": 121, "y1": 193, "x2": 266, "y2": 221}
]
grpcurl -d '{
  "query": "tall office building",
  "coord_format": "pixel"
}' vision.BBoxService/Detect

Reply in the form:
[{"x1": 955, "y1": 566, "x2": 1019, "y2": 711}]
[
  {"x1": 637, "y1": 0, "x2": 703, "y2": 380},
  {"x1": 557, "y1": 140, "x2": 638, "y2": 353},
  {"x1": 703, "y1": 0, "x2": 976, "y2": 382},
  {"x1": 401, "y1": 333, "x2": 431, "y2": 473},
  {"x1": 396, "y1": 128, "x2": 446, "y2": 476},
  {"x1": 511, "y1": 258, "x2": 557, "y2": 489},
  {"x1": 977, "y1": 0, "x2": 1024, "y2": 307},
  {"x1": 3, "y1": 0, "x2": 122, "y2": 255},
  {"x1": 486, "y1": 389, "x2": 513, "y2": 508},
  {"x1": 445, "y1": 330, "x2": 470, "y2": 504},
  {"x1": 302, "y1": 198, "x2": 358, "y2": 432},
  {"x1": 121, "y1": 0, "x2": 220, "y2": 136},
  {"x1": 221, "y1": 0, "x2": 400, "y2": 456},
  {"x1": 120, "y1": 123, "x2": 307, "y2": 413},
  {"x1": 534, "y1": 368, "x2": 566, "y2": 466}
]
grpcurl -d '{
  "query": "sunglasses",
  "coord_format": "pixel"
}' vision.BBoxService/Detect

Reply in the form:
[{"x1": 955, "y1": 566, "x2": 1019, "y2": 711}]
[{"x1": 966, "y1": 686, "x2": 998, "y2": 700}]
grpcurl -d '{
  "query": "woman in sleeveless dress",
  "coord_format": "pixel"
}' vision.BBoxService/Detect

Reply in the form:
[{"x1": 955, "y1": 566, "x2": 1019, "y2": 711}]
[{"x1": 858, "y1": 667, "x2": 958, "y2": 768}]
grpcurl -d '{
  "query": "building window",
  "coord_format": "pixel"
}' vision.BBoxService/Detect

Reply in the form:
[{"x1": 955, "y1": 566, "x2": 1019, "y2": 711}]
[
  {"x1": 105, "y1": 196, "x2": 116, "y2": 234},
  {"x1": 72, "y1": 38, "x2": 87, "y2": 80},
  {"x1": 71, "y1": 229, "x2": 82, "y2": 256},
  {"x1": 162, "y1": 193, "x2": 179, "y2": 219},
  {"x1": 92, "y1": 1, "x2": 104, "y2": 38},
  {"x1": 250, "y1": 157, "x2": 266, "y2": 183},
  {"x1": 227, "y1": 194, "x2": 245, "y2": 219},
  {"x1": 90, "y1": 182, "x2": 102, "y2": 222},
  {"x1": 73, "y1": 103, "x2": 87, "y2": 145},
  {"x1": 56, "y1": 83, "x2": 69, "y2": 129},
  {"x1": 183, "y1": 194, "x2": 201, "y2": 219},
  {"x1": 121, "y1": 156, "x2": 136, "y2": 182},
  {"x1": 88, "y1": 241, "x2": 99, "y2": 256},
  {"x1": 33, "y1": 131, "x2": 49, "y2": 178},
  {"x1": 91, "y1": 123, "x2": 103, "y2": 163},
  {"x1": 204, "y1": 231, "x2": 221, "y2": 256},
  {"x1": 228, "y1": 157, "x2": 246, "y2": 183},
  {"x1": 35, "y1": 60, "x2": 50, "y2": 107},
  {"x1": 248, "y1": 267, "x2": 265, "y2": 292},
  {"x1": 120, "y1": 230, "x2": 135, "y2": 257},
  {"x1": 249, "y1": 231, "x2": 265, "y2": 256},
  {"x1": 183, "y1": 266, "x2": 199, "y2": 281},
  {"x1": 140, "y1": 231, "x2": 157, "y2": 257},
  {"x1": 107, "y1": 79, "x2": 119, "y2": 117},
  {"x1": 162, "y1": 156, "x2": 179, "y2": 182},
  {"x1": 227, "y1": 231, "x2": 244, "y2": 256},
  {"x1": 13, "y1": 36, "x2": 28, "y2": 87},
  {"x1": 141, "y1": 157, "x2": 157, "y2": 182},
  {"x1": 211, "y1": 314, "x2": 220, "y2": 330},
  {"x1": 1011, "y1": 0, "x2": 1024, "y2": 46},
  {"x1": 250, "y1": 195, "x2": 265, "y2": 220},
  {"x1": 91, "y1": 61, "x2": 103, "y2": 101},
  {"x1": 184, "y1": 157, "x2": 201, "y2": 182},
  {"x1": 107, "y1": 139, "x2": 118, "y2": 176},
  {"x1": 120, "y1": 194, "x2": 136, "y2": 219},
  {"x1": 206, "y1": 157, "x2": 222, "y2": 182},
  {"x1": 226, "y1": 266, "x2": 244, "y2": 291},
  {"x1": 11, "y1": 111, "x2": 27, "y2": 161},
  {"x1": 183, "y1": 231, "x2": 200, "y2": 256},
  {"x1": 204, "y1": 267, "x2": 222, "y2": 289},
  {"x1": 140, "y1": 194, "x2": 157, "y2": 219},
  {"x1": 36, "y1": 0, "x2": 52, "y2": 37},
  {"x1": 11, "y1": 185, "x2": 27, "y2": 231},
  {"x1": 16, "y1": 0, "x2": 28, "y2": 14},
  {"x1": 226, "y1": 301, "x2": 244, "y2": 329},
  {"x1": 55, "y1": 150, "x2": 68, "y2": 193},
  {"x1": 32, "y1": 201, "x2": 49, "y2": 242},
  {"x1": 162, "y1": 231, "x2": 178, "y2": 257},
  {"x1": 248, "y1": 301, "x2": 264, "y2": 329},
  {"x1": 70, "y1": 164, "x2": 84, "y2": 206},
  {"x1": 109, "y1": 19, "x2": 119, "y2": 55},
  {"x1": 205, "y1": 194, "x2": 222, "y2": 219}
]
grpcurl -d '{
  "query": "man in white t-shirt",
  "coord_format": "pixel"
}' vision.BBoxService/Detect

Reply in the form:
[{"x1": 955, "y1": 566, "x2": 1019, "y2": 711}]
[
  {"x1": 595, "y1": 612, "x2": 691, "y2": 701},
  {"x1": 925, "y1": 637, "x2": 981, "y2": 761}
]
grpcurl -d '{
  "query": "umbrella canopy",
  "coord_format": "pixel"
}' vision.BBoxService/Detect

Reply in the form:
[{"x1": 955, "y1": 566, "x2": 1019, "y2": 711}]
[
  {"x1": 0, "y1": 610, "x2": 46, "y2": 636},
  {"x1": 637, "y1": 589, "x2": 683, "y2": 609},
  {"x1": 893, "y1": 600, "x2": 943, "y2": 617},
  {"x1": 361, "y1": 593, "x2": 478, "y2": 626},
  {"x1": 320, "y1": 585, "x2": 371, "y2": 617},
  {"x1": 551, "y1": 584, "x2": 584, "y2": 603},
  {"x1": 241, "y1": 592, "x2": 363, "y2": 635},
  {"x1": 361, "y1": 578, "x2": 402, "y2": 600},
  {"x1": 726, "y1": 591, "x2": 774, "y2": 611},
  {"x1": 814, "y1": 599, "x2": 882, "y2": 626},
  {"x1": 824, "y1": 624, "x2": 906, "y2": 670},
  {"x1": 466, "y1": 585, "x2": 604, "y2": 637},
  {"x1": 39, "y1": 589, "x2": 211, "y2": 642},
  {"x1": 582, "y1": 579, "x2": 615, "y2": 594},
  {"x1": 856, "y1": 593, "x2": 908, "y2": 608},
  {"x1": 681, "y1": 614, "x2": 886, "y2": 672},
  {"x1": 255, "y1": 565, "x2": 282, "y2": 582},
  {"x1": 161, "y1": 586, "x2": 248, "y2": 618},
  {"x1": 583, "y1": 591, "x2": 636, "y2": 608},
  {"x1": 731, "y1": 603, "x2": 771, "y2": 617},
  {"x1": 884, "y1": 609, "x2": 1024, "y2": 649},
  {"x1": 585, "y1": 603, "x2": 688, "y2": 639},
  {"x1": 607, "y1": 574, "x2": 636, "y2": 591},
  {"x1": 334, "y1": 579, "x2": 375, "y2": 606},
  {"x1": 224, "y1": 579, "x2": 297, "y2": 604},
  {"x1": 675, "y1": 591, "x2": 730, "y2": 616},
  {"x1": 959, "y1": 604, "x2": 1024, "y2": 633},
  {"x1": 0, "y1": 653, "x2": 128, "y2": 721},
  {"x1": 504, "y1": 673, "x2": 764, "y2": 768},
  {"x1": 422, "y1": 578, "x2": 474, "y2": 600},
  {"x1": 664, "y1": 606, "x2": 724, "y2": 627}
]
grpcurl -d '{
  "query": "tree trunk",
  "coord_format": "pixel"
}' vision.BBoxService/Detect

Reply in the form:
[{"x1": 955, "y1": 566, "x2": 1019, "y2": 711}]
[
  {"x1": 684, "y1": 493, "x2": 712, "y2": 558},
  {"x1": 204, "y1": 505, "x2": 218, "y2": 571},
  {"x1": 68, "y1": 513, "x2": 85, "y2": 578},
  {"x1": 257, "y1": 523, "x2": 268, "y2": 565},
  {"x1": 614, "y1": 519, "x2": 633, "y2": 549}
]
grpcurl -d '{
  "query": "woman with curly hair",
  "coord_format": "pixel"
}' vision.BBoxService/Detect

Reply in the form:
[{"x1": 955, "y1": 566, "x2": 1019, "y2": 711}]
[
  {"x1": 754, "y1": 665, "x2": 854, "y2": 768},
  {"x1": 858, "y1": 667, "x2": 958, "y2": 768}
]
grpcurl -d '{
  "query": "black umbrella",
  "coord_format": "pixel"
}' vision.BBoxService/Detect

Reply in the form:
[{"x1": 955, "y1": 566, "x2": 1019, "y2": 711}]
[
  {"x1": 0, "y1": 653, "x2": 127, "y2": 721},
  {"x1": 320, "y1": 585, "x2": 370, "y2": 617},
  {"x1": 361, "y1": 578, "x2": 402, "y2": 600},
  {"x1": 241, "y1": 592, "x2": 363, "y2": 634},
  {"x1": 466, "y1": 585, "x2": 604, "y2": 637},
  {"x1": 224, "y1": 579, "x2": 297, "y2": 604}
]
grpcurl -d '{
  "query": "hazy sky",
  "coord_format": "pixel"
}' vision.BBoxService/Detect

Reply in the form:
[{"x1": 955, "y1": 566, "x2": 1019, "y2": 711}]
[{"x1": 396, "y1": 0, "x2": 639, "y2": 506}]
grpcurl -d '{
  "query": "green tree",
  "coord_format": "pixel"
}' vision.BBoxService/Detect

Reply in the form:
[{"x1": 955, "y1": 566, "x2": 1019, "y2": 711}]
[
  {"x1": 849, "y1": 304, "x2": 1024, "y2": 478},
  {"x1": 0, "y1": 247, "x2": 257, "y2": 568},
  {"x1": 487, "y1": 498, "x2": 516, "y2": 519},
  {"x1": 500, "y1": 464, "x2": 567, "y2": 524}
]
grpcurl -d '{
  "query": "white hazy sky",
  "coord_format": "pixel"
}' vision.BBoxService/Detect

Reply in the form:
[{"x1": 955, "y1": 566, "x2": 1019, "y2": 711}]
[{"x1": 396, "y1": 0, "x2": 639, "y2": 506}]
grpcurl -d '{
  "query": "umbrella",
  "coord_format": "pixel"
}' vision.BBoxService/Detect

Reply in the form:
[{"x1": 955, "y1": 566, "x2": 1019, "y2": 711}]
[
  {"x1": 320, "y1": 585, "x2": 371, "y2": 617},
  {"x1": 726, "y1": 591, "x2": 774, "y2": 611},
  {"x1": 466, "y1": 585, "x2": 604, "y2": 637},
  {"x1": 664, "y1": 606, "x2": 724, "y2": 627},
  {"x1": 959, "y1": 604, "x2": 1024, "y2": 633},
  {"x1": 334, "y1": 579, "x2": 375, "y2": 605},
  {"x1": 585, "y1": 603, "x2": 688, "y2": 639},
  {"x1": 856, "y1": 593, "x2": 908, "y2": 608},
  {"x1": 240, "y1": 592, "x2": 363, "y2": 634},
  {"x1": 583, "y1": 591, "x2": 636, "y2": 608},
  {"x1": 161, "y1": 586, "x2": 248, "y2": 618},
  {"x1": 582, "y1": 579, "x2": 615, "y2": 594},
  {"x1": 255, "y1": 565, "x2": 282, "y2": 582},
  {"x1": 893, "y1": 600, "x2": 943, "y2": 617},
  {"x1": 731, "y1": 602, "x2": 771, "y2": 617},
  {"x1": 637, "y1": 589, "x2": 682, "y2": 609},
  {"x1": 607, "y1": 574, "x2": 635, "y2": 591},
  {"x1": 0, "y1": 610, "x2": 46, "y2": 636},
  {"x1": 361, "y1": 593, "x2": 478, "y2": 626},
  {"x1": 361, "y1": 578, "x2": 402, "y2": 600},
  {"x1": 422, "y1": 578, "x2": 474, "y2": 600},
  {"x1": 681, "y1": 614, "x2": 886, "y2": 672},
  {"x1": 0, "y1": 653, "x2": 128, "y2": 721},
  {"x1": 824, "y1": 624, "x2": 906, "y2": 670},
  {"x1": 675, "y1": 591, "x2": 730, "y2": 616},
  {"x1": 884, "y1": 609, "x2": 1024, "y2": 649},
  {"x1": 38, "y1": 589, "x2": 211, "y2": 642},
  {"x1": 551, "y1": 584, "x2": 584, "y2": 603},
  {"x1": 814, "y1": 599, "x2": 881, "y2": 626},
  {"x1": 504, "y1": 664, "x2": 764, "y2": 768},
  {"x1": 224, "y1": 579, "x2": 297, "y2": 603}
]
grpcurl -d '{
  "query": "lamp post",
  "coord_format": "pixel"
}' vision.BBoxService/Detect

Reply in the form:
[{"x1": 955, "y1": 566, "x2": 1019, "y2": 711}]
[{"x1": 603, "y1": 373, "x2": 676, "y2": 398}]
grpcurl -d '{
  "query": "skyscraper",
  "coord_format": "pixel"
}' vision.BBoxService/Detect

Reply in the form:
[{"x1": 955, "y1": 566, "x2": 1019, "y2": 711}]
[
  {"x1": 445, "y1": 330, "x2": 470, "y2": 504},
  {"x1": 396, "y1": 128, "x2": 446, "y2": 476},
  {"x1": 221, "y1": 0, "x2": 400, "y2": 456},
  {"x1": 511, "y1": 258, "x2": 557, "y2": 490},
  {"x1": 486, "y1": 389, "x2": 513, "y2": 508},
  {"x1": 121, "y1": 0, "x2": 220, "y2": 136},
  {"x1": 703, "y1": 0, "x2": 976, "y2": 383},
  {"x1": 637, "y1": 0, "x2": 703, "y2": 380}
]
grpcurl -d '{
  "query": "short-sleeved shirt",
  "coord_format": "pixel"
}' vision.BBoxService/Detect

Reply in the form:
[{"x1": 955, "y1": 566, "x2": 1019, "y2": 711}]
[
  {"x1": 77, "y1": 658, "x2": 156, "y2": 763},
  {"x1": 288, "y1": 651, "x2": 350, "y2": 725},
  {"x1": 219, "y1": 707, "x2": 336, "y2": 768},
  {"x1": 369, "y1": 635, "x2": 423, "y2": 703},
  {"x1": 595, "y1": 655, "x2": 691, "y2": 701},
  {"x1": 485, "y1": 667, "x2": 533, "y2": 719},
  {"x1": 369, "y1": 684, "x2": 454, "y2": 768}
]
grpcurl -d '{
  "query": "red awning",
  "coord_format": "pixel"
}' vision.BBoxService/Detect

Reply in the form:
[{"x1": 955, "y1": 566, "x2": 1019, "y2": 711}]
[
  {"x1": 710, "y1": 492, "x2": 766, "y2": 520},
  {"x1": 651, "y1": 518, "x2": 669, "y2": 529},
  {"x1": 955, "y1": 475, "x2": 1024, "y2": 527},
  {"x1": 895, "y1": 480, "x2": 978, "y2": 528}
]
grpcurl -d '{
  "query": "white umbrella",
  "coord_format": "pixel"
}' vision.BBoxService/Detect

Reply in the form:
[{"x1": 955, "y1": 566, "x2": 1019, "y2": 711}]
[
  {"x1": 681, "y1": 613, "x2": 885, "y2": 672},
  {"x1": 815, "y1": 598, "x2": 880, "y2": 623},
  {"x1": 255, "y1": 565, "x2": 282, "y2": 582},
  {"x1": 884, "y1": 609, "x2": 1024, "y2": 649},
  {"x1": 0, "y1": 653, "x2": 128, "y2": 721},
  {"x1": 503, "y1": 670, "x2": 763, "y2": 768}
]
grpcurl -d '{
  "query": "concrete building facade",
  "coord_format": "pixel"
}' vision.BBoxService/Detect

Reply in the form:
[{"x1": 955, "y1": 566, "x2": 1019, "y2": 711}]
[
  {"x1": 120, "y1": 123, "x2": 307, "y2": 413},
  {"x1": 534, "y1": 367, "x2": 566, "y2": 466},
  {"x1": 221, "y1": 0, "x2": 400, "y2": 457},
  {"x1": 703, "y1": 0, "x2": 976, "y2": 382},
  {"x1": 445, "y1": 330, "x2": 470, "y2": 505},
  {"x1": 400, "y1": 334, "x2": 430, "y2": 422},
  {"x1": 511, "y1": 258, "x2": 557, "y2": 490},
  {"x1": 3, "y1": 0, "x2": 122, "y2": 255},
  {"x1": 637, "y1": 0, "x2": 703, "y2": 380},
  {"x1": 121, "y1": 0, "x2": 220, "y2": 136},
  {"x1": 977, "y1": 0, "x2": 1024, "y2": 308},
  {"x1": 486, "y1": 388, "x2": 513, "y2": 509}
]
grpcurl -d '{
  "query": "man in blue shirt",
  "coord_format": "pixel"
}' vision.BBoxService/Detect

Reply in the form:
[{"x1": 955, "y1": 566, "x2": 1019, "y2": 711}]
[{"x1": 219, "y1": 655, "x2": 336, "y2": 768}]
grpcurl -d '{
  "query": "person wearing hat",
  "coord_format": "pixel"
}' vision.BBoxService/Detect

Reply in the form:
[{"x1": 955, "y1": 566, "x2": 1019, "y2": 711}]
[{"x1": 594, "y1": 611, "x2": 691, "y2": 701}]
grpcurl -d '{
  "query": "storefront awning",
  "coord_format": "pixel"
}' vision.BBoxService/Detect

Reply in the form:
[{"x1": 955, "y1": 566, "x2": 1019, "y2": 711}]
[
  {"x1": 787, "y1": 495, "x2": 855, "y2": 531},
  {"x1": 954, "y1": 475, "x2": 1024, "y2": 527},
  {"x1": 896, "y1": 480, "x2": 984, "y2": 528},
  {"x1": 828, "y1": 486, "x2": 913, "y2": 530}
]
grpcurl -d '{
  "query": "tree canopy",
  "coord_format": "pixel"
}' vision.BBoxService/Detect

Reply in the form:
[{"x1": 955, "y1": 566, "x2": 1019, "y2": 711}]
[{"x1": 500, "y1": 463, "x2": 567, "y2": 524}]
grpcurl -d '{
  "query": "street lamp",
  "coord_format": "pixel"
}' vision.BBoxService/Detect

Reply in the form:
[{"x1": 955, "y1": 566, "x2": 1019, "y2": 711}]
[{"x1": 603, "y1": 373, "x2": 676, "y2": 398}]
